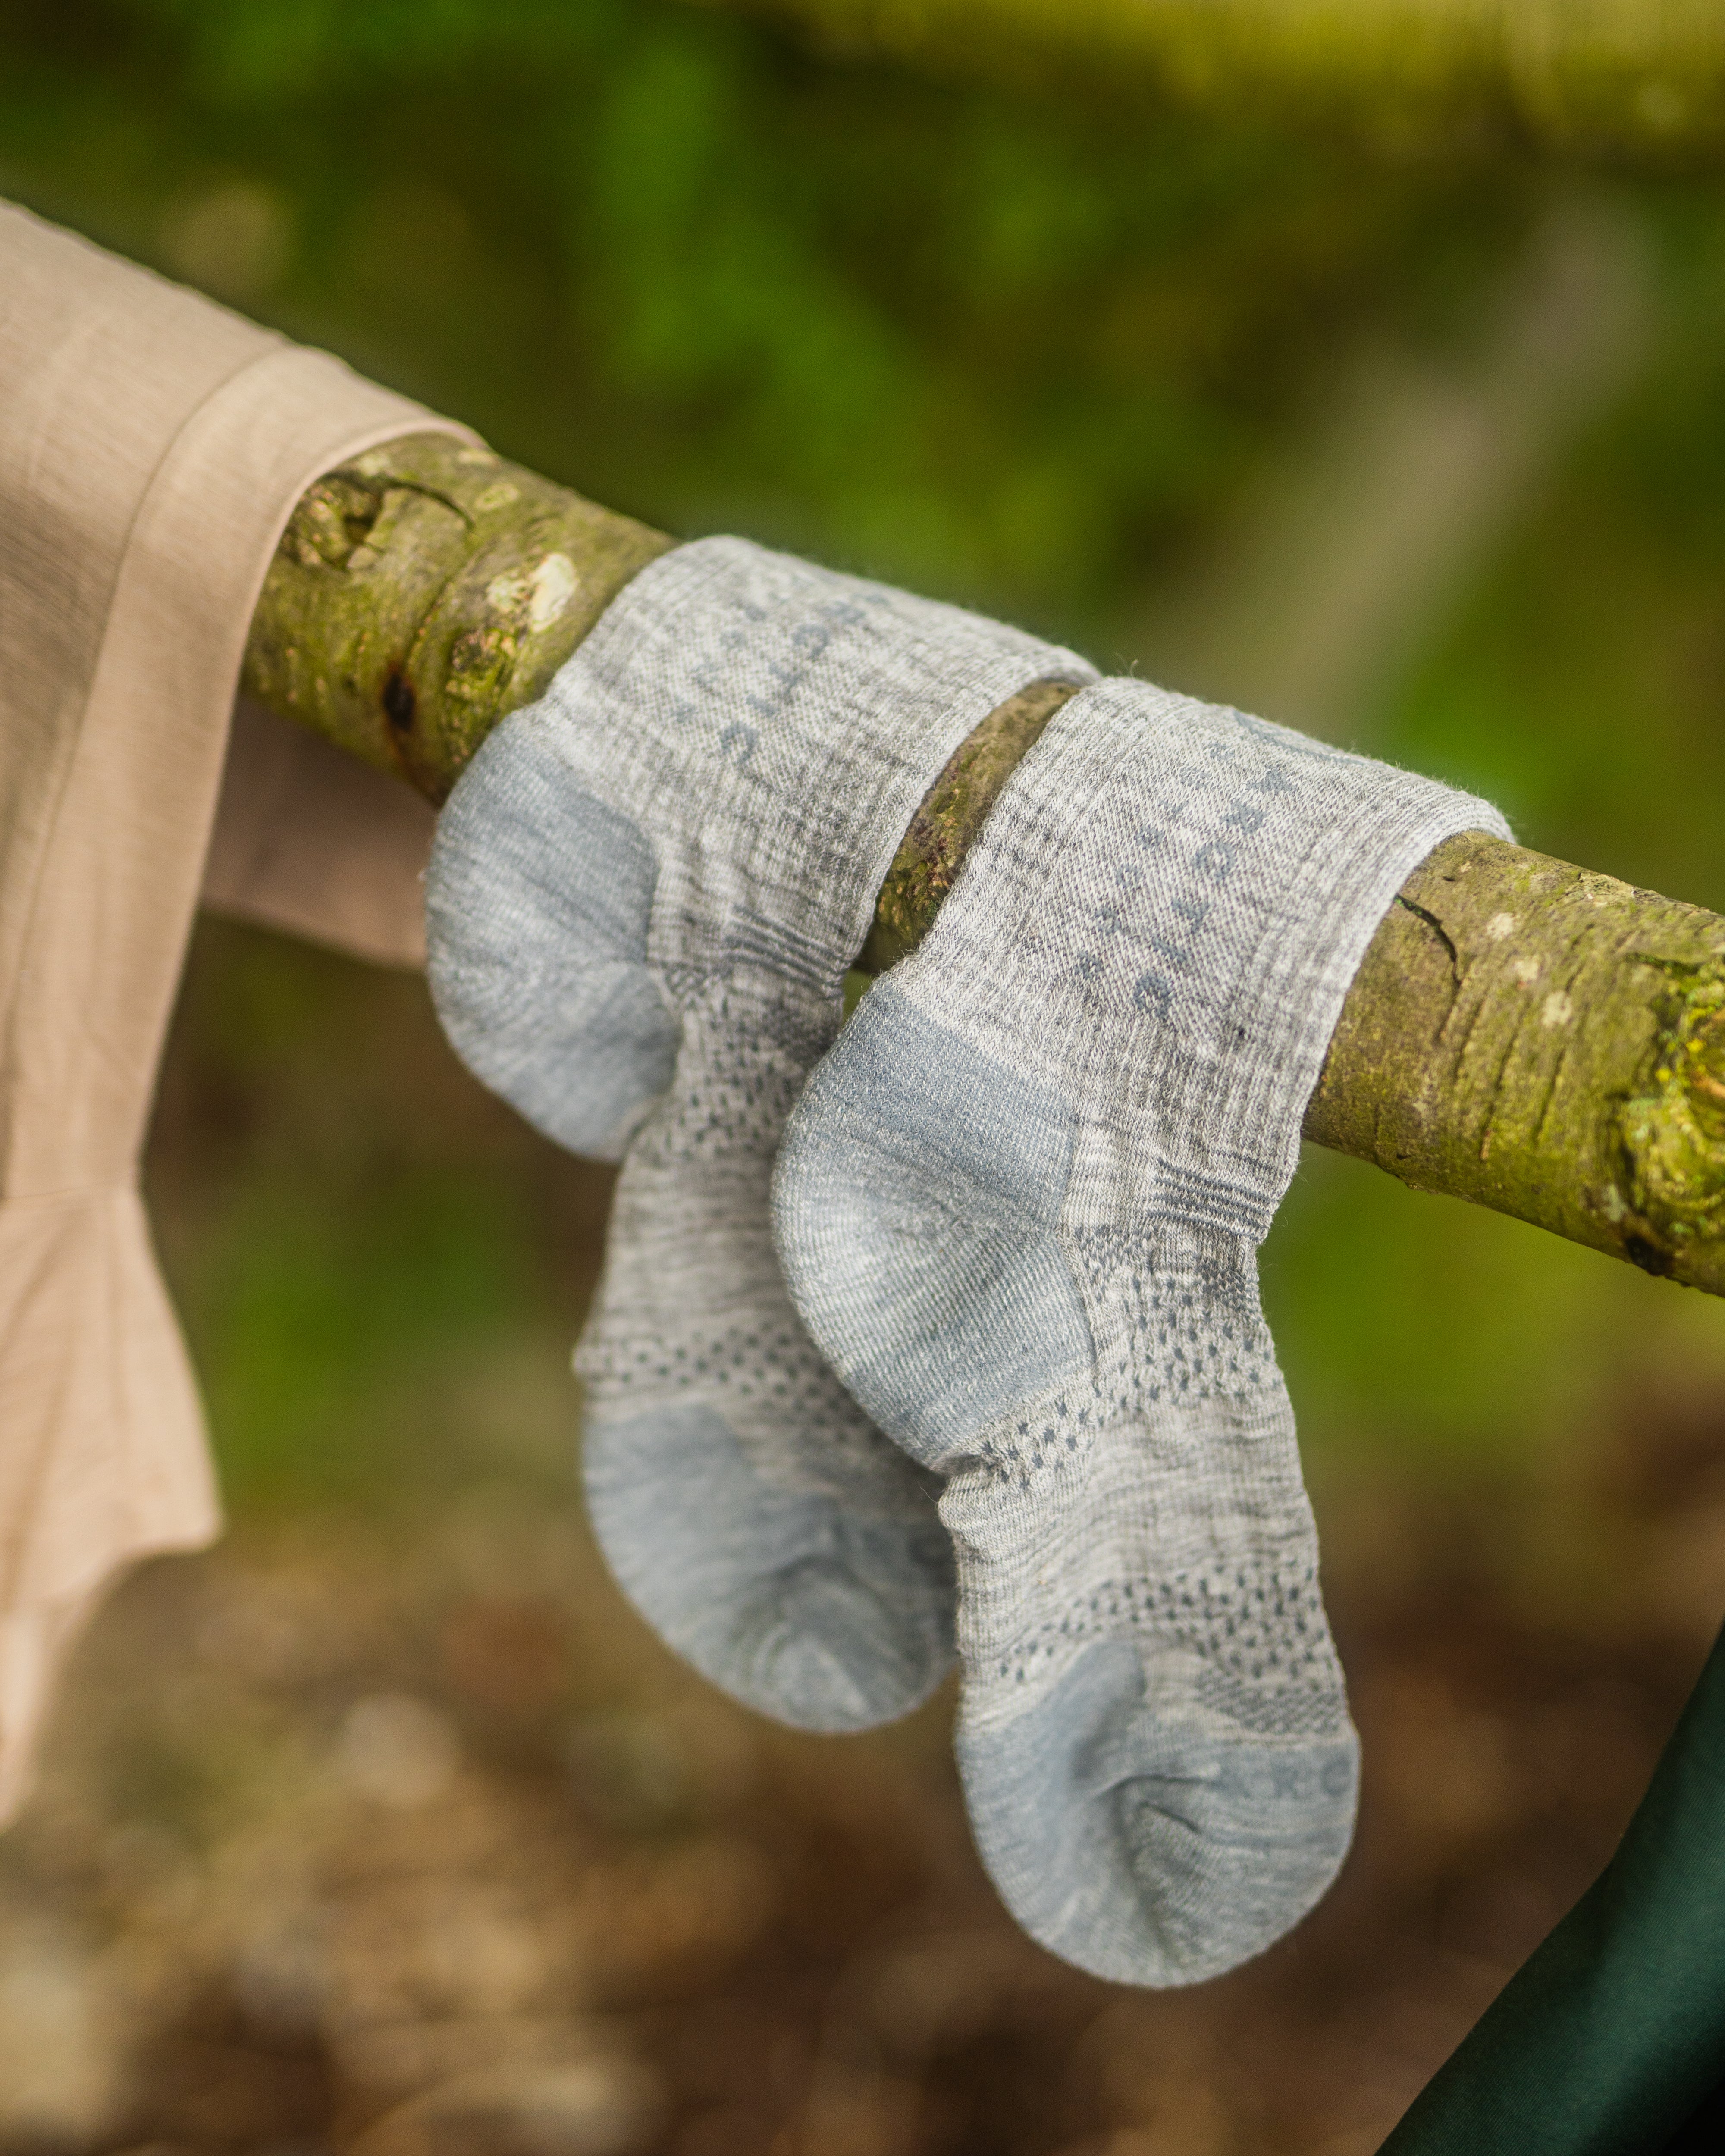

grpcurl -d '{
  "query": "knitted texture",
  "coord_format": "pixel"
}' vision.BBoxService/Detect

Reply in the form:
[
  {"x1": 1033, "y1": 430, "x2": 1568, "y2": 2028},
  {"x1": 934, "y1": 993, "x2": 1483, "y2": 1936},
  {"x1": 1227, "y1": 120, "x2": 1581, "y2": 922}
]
[
  {"x1": 426, "y1": 535, "x2": 1094, "y2": 1731},
  {"x1": 775, "y1": 677, "x2": 1510, "y2": 1978}
]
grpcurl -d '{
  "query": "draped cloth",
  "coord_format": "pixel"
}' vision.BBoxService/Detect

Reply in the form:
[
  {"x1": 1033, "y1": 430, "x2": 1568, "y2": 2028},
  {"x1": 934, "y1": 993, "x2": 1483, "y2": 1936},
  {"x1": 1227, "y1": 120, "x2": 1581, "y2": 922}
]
[{"x1": 0, "y1": 200, "x2": 467, "y2": 1820}]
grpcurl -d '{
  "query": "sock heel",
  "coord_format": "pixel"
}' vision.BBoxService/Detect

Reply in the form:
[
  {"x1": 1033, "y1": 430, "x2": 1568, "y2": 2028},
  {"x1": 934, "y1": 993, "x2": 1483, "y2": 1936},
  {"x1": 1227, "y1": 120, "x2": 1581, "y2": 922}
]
[
  {"x1": 773, "y1": 979, "x2": 1093, "y2": 1466},
  {"x1": 428, "y1": 726, "x2": 678, "y2": 1159}
]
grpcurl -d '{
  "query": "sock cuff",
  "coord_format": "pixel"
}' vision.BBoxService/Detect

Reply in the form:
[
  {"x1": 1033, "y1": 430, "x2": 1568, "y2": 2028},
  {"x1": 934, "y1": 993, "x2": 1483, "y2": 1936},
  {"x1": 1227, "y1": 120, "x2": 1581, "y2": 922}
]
[
  {"x1": 882, "y1": 675, "x2": 1510, "y2": 1228},
  {"x1": 480, "y1": 535, "x2": 1097, "y2": 984}
]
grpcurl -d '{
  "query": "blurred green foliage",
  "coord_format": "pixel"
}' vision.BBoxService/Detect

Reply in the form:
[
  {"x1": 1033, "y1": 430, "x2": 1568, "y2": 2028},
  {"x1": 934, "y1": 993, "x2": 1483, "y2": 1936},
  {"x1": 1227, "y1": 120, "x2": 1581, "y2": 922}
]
[
  {"x1": 2, "y1": 0, "x2": 1531, "y2": 625},
  {"x1": 8, "y1": 0, "x2": 1725, "y2": 1509}
]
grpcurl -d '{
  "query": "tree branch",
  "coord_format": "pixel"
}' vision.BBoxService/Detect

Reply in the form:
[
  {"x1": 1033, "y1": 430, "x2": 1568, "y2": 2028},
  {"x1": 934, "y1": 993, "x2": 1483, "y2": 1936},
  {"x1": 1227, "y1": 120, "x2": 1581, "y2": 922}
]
[
  {"x1": 719, "y1": 0, "x2": 1725, "y2": 159},
  {"x1": 242, "y1": 434, "x2": 669, "y2": 804},
  {"x1": 242, "y1": 432, "x2": 1725, "y2": 1296}
]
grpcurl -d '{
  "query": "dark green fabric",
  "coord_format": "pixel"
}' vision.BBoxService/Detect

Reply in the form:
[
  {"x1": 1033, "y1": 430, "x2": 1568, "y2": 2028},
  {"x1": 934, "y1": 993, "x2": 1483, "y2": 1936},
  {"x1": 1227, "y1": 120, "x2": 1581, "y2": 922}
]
[{"x1": 1379, "y1": 1617, "x2": 1725, "y2": 2156}]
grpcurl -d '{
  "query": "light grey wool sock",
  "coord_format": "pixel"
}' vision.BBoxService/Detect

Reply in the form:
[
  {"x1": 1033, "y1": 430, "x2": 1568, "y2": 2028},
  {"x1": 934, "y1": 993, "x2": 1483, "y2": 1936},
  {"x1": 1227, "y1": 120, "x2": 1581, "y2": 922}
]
[
  {"x1": 773, "y1": 678, "x2": 1509, "y2": 1978},
  {"x1": 425, "y1": 535, "x2": 1095, "y2": 1733}
]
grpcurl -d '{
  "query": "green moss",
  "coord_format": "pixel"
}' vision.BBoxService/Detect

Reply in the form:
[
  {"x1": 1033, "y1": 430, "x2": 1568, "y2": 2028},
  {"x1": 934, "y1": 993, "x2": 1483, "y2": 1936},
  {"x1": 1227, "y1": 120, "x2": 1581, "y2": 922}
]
[
  {"x1": 1619, "y1": 964, "x2": 1725, "y2": 1258},
  {"x1": 859, "y1": 677, "x2": 1081, "y2": 972},
  {"x1": 242, "y1": 433, "x2": 670, "y2": 802}
]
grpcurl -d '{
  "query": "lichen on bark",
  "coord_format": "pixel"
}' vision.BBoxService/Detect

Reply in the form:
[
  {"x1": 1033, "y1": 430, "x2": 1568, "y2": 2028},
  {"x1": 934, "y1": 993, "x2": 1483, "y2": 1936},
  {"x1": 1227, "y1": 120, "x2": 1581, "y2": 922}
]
[
  {"x1": 1610, "y1": 961, "x2": 1725, "y2": 1258},
  {"x1": 242, "y1": 432, "x2": 671, "y2": 804}
]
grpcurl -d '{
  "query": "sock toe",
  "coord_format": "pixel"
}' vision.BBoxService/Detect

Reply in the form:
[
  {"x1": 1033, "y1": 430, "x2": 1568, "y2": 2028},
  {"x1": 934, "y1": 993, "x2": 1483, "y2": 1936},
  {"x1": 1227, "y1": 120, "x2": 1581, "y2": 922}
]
[
  {"x1": 960, "y1": 1640, "x2": 1357, "y2": 1987},
  {"x1": 585, "y1": 1405, "x2": 955, "y2": 1733},
  {"x1": 733, "y1": 1551, "x2": 953, "y2": 1731}
]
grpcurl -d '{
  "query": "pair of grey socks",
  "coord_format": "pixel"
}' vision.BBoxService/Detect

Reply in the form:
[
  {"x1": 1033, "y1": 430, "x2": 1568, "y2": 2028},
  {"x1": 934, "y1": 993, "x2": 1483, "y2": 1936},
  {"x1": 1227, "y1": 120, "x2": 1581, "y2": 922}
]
[
  {"x1": 426, "y1": 534, "x2": 1507, "y2": 1987},
  {"x1": 427, "y1": 535, "x2": 1093, "y2": 1733}
]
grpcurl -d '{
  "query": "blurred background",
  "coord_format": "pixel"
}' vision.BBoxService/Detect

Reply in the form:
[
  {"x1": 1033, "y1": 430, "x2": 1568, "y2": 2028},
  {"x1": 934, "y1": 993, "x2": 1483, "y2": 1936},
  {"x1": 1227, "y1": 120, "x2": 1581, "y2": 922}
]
[{"x1": 6, "y1": 1, "x2": 1725, "y2": 2150}]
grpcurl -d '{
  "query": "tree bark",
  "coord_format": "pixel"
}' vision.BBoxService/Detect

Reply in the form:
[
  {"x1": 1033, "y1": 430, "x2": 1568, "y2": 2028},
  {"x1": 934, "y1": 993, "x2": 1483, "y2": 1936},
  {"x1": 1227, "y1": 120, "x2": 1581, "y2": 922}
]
[
  {"x1": 242, "y1": 431, "x2": 1725, "y2": 1297},
  {"x1": 242, "y1": 433, "x2": 670, "y2": 805}
]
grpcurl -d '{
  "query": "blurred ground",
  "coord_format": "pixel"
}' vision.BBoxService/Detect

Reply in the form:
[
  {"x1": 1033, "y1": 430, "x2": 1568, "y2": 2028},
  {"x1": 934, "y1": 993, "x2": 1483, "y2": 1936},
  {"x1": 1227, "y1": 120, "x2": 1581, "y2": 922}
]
[
  {"x1": 3, "y1": 1233, "x2": 1719, "y2": 2156},
  {"x1": 7, "y1": 0, "x2": 1725, "y2": 2149}
]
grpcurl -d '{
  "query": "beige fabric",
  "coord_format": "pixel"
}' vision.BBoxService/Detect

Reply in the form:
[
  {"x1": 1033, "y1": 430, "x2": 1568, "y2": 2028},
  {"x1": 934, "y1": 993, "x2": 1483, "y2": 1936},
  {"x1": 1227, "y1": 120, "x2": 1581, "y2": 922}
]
[
  {"x1": 203, "y1": 699, "x2": 435, "y2": 970},
  {"x1": 0, "y1": 200, "x2": 476, "y2": 1819}
]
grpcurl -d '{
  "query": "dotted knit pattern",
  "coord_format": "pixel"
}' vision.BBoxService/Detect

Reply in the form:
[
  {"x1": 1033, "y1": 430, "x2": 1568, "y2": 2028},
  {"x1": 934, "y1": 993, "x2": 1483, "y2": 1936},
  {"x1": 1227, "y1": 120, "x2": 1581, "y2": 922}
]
[
  {"x1": 1001, "y1": 1565, "x2": 1343, "y2": 1726},
  {"x1": 1074, "y1": 1226, "x2": 1278, "y2": 1415}
]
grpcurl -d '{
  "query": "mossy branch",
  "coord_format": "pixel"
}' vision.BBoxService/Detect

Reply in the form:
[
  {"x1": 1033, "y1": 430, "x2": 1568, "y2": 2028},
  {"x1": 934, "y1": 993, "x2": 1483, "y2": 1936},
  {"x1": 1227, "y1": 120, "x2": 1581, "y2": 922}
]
[
  {"x1": 243, "y1": 433, "x2": 669, "y2": 804},
  {"x1": 243, "y1": 432, "x2": 1725, "y2": 1297},
  {"x1": 725, "y1": 0, "x2": 1725, "y2": 159},
  {"x1": 1305, "y1": 836, "x2": 1725, "y2": 1287}
]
